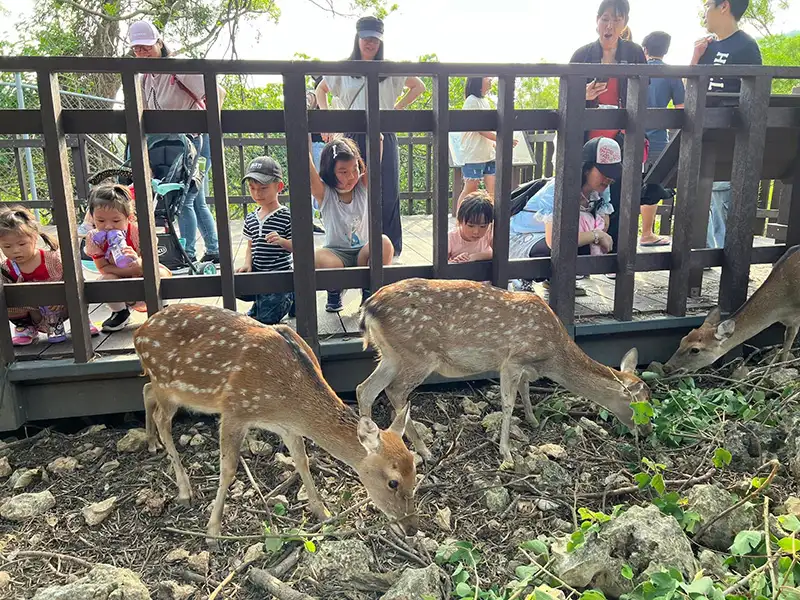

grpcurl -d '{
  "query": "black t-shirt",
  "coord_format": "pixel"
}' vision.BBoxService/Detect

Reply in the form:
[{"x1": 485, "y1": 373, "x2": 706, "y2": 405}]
[{"x1": 699, "y1": 30, "x2": 762, "y2": 101}]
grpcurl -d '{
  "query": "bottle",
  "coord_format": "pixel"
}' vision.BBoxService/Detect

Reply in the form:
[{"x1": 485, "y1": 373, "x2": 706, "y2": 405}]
[{"x1": 106, "y1": 230, "x2": 134, "y2": 268}]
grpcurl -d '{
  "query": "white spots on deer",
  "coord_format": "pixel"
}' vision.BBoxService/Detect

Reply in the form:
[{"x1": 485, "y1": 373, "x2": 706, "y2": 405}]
[
  {"x1": 209, "y1": 325, "x2": 217, "y2": 332},
  {"x1": 141, "y1": 351, "x2": 150, "y2": 359}
]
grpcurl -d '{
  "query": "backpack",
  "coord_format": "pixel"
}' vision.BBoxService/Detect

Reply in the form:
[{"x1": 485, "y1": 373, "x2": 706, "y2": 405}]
[{"x1": 509, "y1": 178, "x2": 550, "y2": 217}]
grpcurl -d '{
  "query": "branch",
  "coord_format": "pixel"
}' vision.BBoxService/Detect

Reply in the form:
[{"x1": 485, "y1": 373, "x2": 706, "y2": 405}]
[
  {"x1": 249, "y1": 568, "x2": 316, "y2": 600},
  {"x1": 57, "y1": 0, "x2": 149, "y2": 23}
]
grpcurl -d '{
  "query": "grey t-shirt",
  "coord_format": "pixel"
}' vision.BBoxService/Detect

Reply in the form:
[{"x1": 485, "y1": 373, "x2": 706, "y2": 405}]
[{"x1": 319, "y1": 180, "x2": 369, "y2": 249}]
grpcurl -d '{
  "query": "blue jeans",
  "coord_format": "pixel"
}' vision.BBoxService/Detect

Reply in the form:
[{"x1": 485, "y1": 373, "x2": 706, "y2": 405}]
[
  {"x1": 462, "y1": 160, "x2": 497, "y2": 180},
  {"x1": 241, "y1": 292, "x2": 293, "y2": 325},
  {"x1": 706, "y1": 181, "x2": 731, "y2": 249},
  {"x1": 179, "y1": 134, "x2": 219, "y2": 259}
]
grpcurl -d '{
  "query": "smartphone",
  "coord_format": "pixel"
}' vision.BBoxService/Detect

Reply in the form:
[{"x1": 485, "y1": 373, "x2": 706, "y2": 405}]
[{"x1": 593, "y1": 77, "x2": 608, "y2": 85}]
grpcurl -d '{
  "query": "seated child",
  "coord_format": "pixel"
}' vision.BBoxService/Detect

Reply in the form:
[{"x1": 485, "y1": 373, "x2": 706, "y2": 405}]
[
  {"x1": 309, "y1": 137, "x2": 393, "y2": 312},
  {"x1": 579, "y1": 208, "x2": 608, "y2": 256},
  {"x1": 0, "y1": 205, "x2": 100, "y2": 345},
  {"x1": 235, "y1": 156, "x2": 294, "y2": 325},
  {"x1": 83, "y1": 183, "x2": 171, "y2": 332},
  {"x1": 448, "y1": 190, "x2": 494, "y2": 263}
]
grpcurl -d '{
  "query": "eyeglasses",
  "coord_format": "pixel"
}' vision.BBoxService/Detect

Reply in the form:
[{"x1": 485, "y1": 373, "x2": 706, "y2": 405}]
[{"x1": 132, "y1": 44, "x2": 155, "y2": 53}]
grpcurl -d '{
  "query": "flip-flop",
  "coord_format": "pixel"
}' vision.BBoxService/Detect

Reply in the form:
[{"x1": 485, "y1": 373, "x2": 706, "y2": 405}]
[{"x1": 640, "y1": 237, "x2": 671, "y2": 247}]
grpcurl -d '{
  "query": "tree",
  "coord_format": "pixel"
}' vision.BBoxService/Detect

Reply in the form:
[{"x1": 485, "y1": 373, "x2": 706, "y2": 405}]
[
  {"x1": 742, "y1": 0, "x2": 791, "y2": 37},
  {"x1": 759, "y1": 32, "x2": 800, "y2": 93}
]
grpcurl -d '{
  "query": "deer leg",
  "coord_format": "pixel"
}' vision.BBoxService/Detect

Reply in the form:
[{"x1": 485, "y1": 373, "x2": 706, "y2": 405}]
[
  {"x1": 385, "y1": 367, "x2": 433, "y2": 460},
  {"x1": 142, "y1": 383, "x2": 164, "y2": 453},
  {"x1": 499, "y1": 365, "x2": 524, "y2": 465},
  {"x1": 356, "y1": 356, "x2": 399, "y2": 419},
  {"x1": 152, "y1": 398, "x2": 192, "y2": 505},
  {"x1": 281, "y1": 432, "x2": 329, "y2": 521},
  {"x1": 782, "y1": 324, "x2": 799, "y2": 362},
  {"x1": 518, "y1": 370, "x2": 539, "y2": 427},
  {"x1": 206, "y1": 415, "x2": 248, "y2": 542}
]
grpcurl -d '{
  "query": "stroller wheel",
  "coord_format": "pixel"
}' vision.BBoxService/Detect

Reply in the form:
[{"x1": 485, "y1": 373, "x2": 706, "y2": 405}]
[{"x1": 195, "y1": 261, "x2": 217, "y2": 275}]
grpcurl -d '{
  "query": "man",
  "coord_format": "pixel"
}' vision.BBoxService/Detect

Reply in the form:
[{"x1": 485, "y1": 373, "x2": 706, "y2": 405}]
[
  {"x1": 641, "y1": 31, "x2": 685, "y2": 247},
  {"x1": 691, "y1": 0, "x2": 762, "y2": 249}
]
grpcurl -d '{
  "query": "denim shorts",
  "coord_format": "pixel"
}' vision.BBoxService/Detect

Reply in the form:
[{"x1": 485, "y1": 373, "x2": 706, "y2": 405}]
[
  {"x1": 462, "y1": 161, "x2": 496, "y2": 180},
  {"x1": 325, "y1": 246, "x2": 363, "y2": 268},
  {"x1": 239, "y1": 292, "x2": 293, "y2": 325}
]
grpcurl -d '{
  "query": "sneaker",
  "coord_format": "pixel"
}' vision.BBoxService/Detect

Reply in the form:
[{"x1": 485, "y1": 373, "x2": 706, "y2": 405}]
[
  {"x1": 12, "y1": 325, "x2": 38, "y2": 346},
  {"x1": 89, "y1": 322, "x2": 100, "y2": 337},
  {"x1": 313, "y1": 223, "x2": 326, "y2": 235},
  {"x1": 201, "y1": 253, "x2": 220, "y2": 264},
  {"x1": 102, "y1": 308, "x2": 131, "y2": 332},
  {"x1": 325, "y1": 291, "x2": 343, "y2": 313},
  {"x1": 129, "y1": 301, "x2": 148, "y2": 313},
  {"x1": 361, "y1": 289, "x2": 372, "y2": 306},
  {"x1": 542, "y1": 281, "x2": 587, "y2": 297},
  {"x1": 46, "y1": 321, "x2": 68, "y2": 343}
]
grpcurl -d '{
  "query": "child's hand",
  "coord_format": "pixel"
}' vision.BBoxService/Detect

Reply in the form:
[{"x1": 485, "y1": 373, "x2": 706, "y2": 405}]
[
  {"x1": 265, "y1": 231, "x2": 286, "y2": 247},
  {"x1": 236, "y1": 264, "x2": 252, "y2": 273},
  {"x1": 452, "y1": 253, "x2": 471, "y2": 263}
]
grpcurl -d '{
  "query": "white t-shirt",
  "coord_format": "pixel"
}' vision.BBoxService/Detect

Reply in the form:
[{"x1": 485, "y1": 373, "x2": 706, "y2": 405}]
[
  {"x1": 141, "y1": 73, "x2": 206, "y2": 110},
  {"x1": 319, "y1": 180, "x2": 369, "y2": 249},
  {"x1": 460, "y1": 95, "x2": 496, "y2": 164},
  {"x1": 324, "y1": 75, "x2": 406, "y2": 111}
]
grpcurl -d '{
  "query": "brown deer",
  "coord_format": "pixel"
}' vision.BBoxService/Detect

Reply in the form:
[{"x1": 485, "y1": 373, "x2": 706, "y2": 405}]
[
  {"x1": 133, "y1": 304, "x2": 418, "y2": 542},
  {"x1": 665, "y1": 245, "x2": 800, "y2": 373},
  {"x1": 357, "y1": 278, "x2": 649, "y2": 464}
]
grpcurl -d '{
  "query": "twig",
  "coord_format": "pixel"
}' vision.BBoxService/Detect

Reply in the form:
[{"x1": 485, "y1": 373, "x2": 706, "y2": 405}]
[
  {"x1": 249, "y1": 567, "x2": 316, "y2": 600},
  {"x1": 694, "y1": 460, "x2": 780, "y2": 541},
  {"x1": 722, "y1": 553, "x2": 782, "y2": 596},
  {"x1": 370, "y1": 533, "x2": 427, "y2": 567},
  {"x1": 579, "y1": 469, "x2": 716, "y2": 499},
  {"x1": 10, "y1": 550, "x2": 93, "y2": 569},
  {"x1": 519, "y1": 549, "x2": 580, "y2": 597},
  {"x1": 208, "y1": 569, "x2": 237, "y2": 600},
  {"x1": 163, "y1": 527, "x2": 264, "y2": 541},
  {"x1": 179, "y1": 569, "x2": 221, "y2": 588},
  {"x1": 764, "y1": 497, "x2": 779, "y2": 600}
]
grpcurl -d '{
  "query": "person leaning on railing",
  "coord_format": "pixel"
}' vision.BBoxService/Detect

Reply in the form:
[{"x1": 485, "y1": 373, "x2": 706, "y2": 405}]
[{"x1": 127, "y1": 20, "x2": 224, "y2": 265}]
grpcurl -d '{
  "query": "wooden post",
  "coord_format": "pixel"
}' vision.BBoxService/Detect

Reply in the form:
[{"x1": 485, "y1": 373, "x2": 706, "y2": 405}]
[
  {"x1": 433, "y1": 74, "x2": 450, "y2": 278},
  {"x1": 688, "y1": 142, "x2": 716, "y2": 297},
  {"x1": 491, "y1": 74, "x2": 515, "y2": 290},
  {"x1": 365, "y1": 72, "x2": 383, "y2": 289}
]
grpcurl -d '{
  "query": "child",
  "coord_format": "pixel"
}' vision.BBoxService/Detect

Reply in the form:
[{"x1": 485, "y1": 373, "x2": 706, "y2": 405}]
[
  {"x1": 235, "y1": 156, "x2": 294, "y2": 325},
  {"x1": 83, "y1": 183, "x2": 171, "y2": 332},
  {"x1": 310, "y1": 137, "x2": 393, "y2": 312},
  {"x1": 0, "y1": 205, "x2": 99, "y2": 345},
  {"x1": 448, "y1": 191, "x2": 494, "y2": 263},
  {"x1": 579, "y1": 209, "x2": 608, "y2": 256}
]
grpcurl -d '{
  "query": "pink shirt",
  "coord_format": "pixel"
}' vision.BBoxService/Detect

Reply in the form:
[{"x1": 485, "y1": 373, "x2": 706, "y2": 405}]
[{"x1": 448, "y1": 227, "x2": 493, "y2": 262}]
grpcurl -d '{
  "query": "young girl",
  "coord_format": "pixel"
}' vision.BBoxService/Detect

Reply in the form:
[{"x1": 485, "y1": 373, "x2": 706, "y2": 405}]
[
  {"x1": 448, "y1": 191, "x2": 494, "y2": 263},
  {"x1": 83, "y1": 184, "x2": 171, "y2": 332},
  {"x1": 310, "y1": 137, "x2": 393, "y2": 312},
  {"x1": 0, "y1": 205, "x2": 99, "y2": 346}
]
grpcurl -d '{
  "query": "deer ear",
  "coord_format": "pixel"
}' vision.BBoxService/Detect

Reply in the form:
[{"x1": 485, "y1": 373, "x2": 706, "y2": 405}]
[
  {"x1": 704, "y1": 307, "x2": 722, "y2": 326},
  {"x1": 357, "y1": 417, "x2": 382, "y2": 455},
  {"x1": 389, "y1": 403, "x2": 411, "y2": 437},
  {"x1": 620, "y1": 348, "x2": 639, "y2": 373},
  {"x1": 715, "y1": 319, "x2": 736, "y2": 341}
]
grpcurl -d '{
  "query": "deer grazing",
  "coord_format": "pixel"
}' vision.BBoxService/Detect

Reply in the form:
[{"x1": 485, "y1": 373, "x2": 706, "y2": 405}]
[
  {"x1": 133, "y1": 304, "x2": 418, "y2": 543},
  {"x1": 357, "y1": 278, "x2": 649, "y2": 464},
  {"x1": 665, "y1": 245, "x2": 800, "y2": 373}
]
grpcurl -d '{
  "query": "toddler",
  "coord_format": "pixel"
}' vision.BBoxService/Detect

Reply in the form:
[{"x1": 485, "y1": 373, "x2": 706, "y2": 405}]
[{"x1": 448, "y1": 191, "x2": 494, "y2": 263}]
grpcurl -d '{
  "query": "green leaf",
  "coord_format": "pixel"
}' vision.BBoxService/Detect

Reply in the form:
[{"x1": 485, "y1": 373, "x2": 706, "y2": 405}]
[
  {"x1": 621, "y1": 564, "x2": 634, "y2": 580},
  {"x1": 682, "y1": 510, "x2": 702, "y2": 533},
  {"x1": 712, "y1": 448, "x2": 732, "y2": 468},
  {"x1": 650, "y1": 473, "x2": 666, "y2": 496},
  {"x1": 779, "y1": 515, "x2": 800, "y2": 534},
  {"x1": 264, "y1": 535, "x2": 284, "y2": 553},
  {"x1": 778, "y1": 537, "x2": 800, "y2": 554},
  {"x1": 579, "y1": 591, "x2": 607, "y2": 600},
  {"x1": 304, "y1": 539, "x2": 316, "y2": 553},
  {"x1": 641, "y1": 371, "x2": 660, "y2": 381},
  {"x1": 455, "y1": 581, "x2": 473, "y2": 597},
  {"x1": 751, "y1": 476, "x2": 768, "y2": 489},
  {"x1": 272, "y1": 502, "x2": 287, "y2": 516},
  {"x1": 731, "y1": 530, "x2": 763, "y2": 555},
  {"x1": 631, "y1": 401, "x2": 655, "y2": 425},
  {"x1": 520, "y1": 539, "x2": 548, "y2": 554},
  {"x1": 634, "y1": 473, "x2": 652, "y2": 489},
  {"x1": 681, "y1": 576, "x2": 714, "y2": 596}
]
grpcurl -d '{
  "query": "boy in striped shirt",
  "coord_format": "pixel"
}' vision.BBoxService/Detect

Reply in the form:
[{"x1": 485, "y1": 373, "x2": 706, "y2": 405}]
[{"x1": 236, "y1": 156, "x2": 294, "y2": 324}]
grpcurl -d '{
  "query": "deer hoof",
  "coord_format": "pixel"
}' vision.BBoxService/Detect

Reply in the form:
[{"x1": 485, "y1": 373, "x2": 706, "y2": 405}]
[
  {"x1": 206, "y1": 537, "x2": 221, "y2": 552},
  {"x1": 175, "y1": 493, "x2": 193, "y2": 507},
  {"x1": 310, "y1": 503, "x2": 331, "y2": 521},
  {"x1": 147, "y1": 441, "x2": 163, "y2": 454}
]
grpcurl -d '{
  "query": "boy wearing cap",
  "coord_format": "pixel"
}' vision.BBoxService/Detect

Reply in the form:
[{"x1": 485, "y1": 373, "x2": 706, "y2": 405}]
[{"x1": 236, "y1": 157, "x2": 294, "y2": 325}]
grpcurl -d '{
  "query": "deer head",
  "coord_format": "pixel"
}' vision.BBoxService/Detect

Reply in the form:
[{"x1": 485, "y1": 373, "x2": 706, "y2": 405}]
[{"x1": 664, "y1": 308, "x2": 736, "y2": 373}]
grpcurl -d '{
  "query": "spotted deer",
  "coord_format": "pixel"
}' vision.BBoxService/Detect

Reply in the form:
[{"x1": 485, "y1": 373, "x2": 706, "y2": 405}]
[
  {"x1": 357, "y1": 278, "x2": 649, "y2": 464},
  {"x1": 133, "y1": 304, "x2": 418, "y2": 543},
  {"x1": 665, "y1": 245, "x2": 800, "y2": 373}
]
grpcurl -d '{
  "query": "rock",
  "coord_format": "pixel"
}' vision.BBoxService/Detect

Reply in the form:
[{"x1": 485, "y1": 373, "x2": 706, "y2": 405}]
[
  {"x1": 519, "y1": 451, "x2": 573, "y2": 488},
  {"x1": 462, "y1": 398, "x2": 488, "y2": 416},
  {"x1": 116, "y1": 429, "x2": 149, "y2": 453},
  {"x1": 551, "y1": 518, "x2": 573, "y2": 534},
  {"x1": 418, "y1": 535, "x2": 439, "y2": 554},
  {"x1": 434, "y1": 506, "x2": 452, "y2": 531},
  {"x1": 81, "y1": 424, "x2": 107, "y2": 436},
  {"x1": 274, "y1": 452, "x2": 295, "y2": 469},
  {"x1": 698, "y1": 549, "x2": 730, "y2": 580},
  {"x1": 0, "y1": 490, "x2": 55, "y2": 521},
  {"x1": 604, "y1": 473, "x2": 630, "y2": 487},
  {"x1": 189, "y1": 434, "x2": 205, "y2": 447},
  {"x1": 380, "y1": 564, "x2": 449, "y2": 600},
  {"x1": 244, "y1": 543, "x2": 267, "y2": 564},
  {"x1": 722, "y1": 422, "x2": 784, "y2": 472},
  {"x1": 247, "y1": 439, "x2": 272, "y2": 456},
  {"x1": 296, "y1": 485, "x2": 309, "y2": 502},
  {"x1": 229, "y1": 480, "x2": 245, "y2": 500},
  {"x1": 83, "y1": 496, "x2": 117, "y2": 526},
  {"x1": 536, "y1": 499, "x2": 559, "y2": 511},
  {"x1": 412, "y1": 421, "x2": 434, "y2": 446},
  {"x1": 186, "y1": 551, "x2": 209, "y2": 575},
  {"x1": 157, "y1": 580, "x2": 195, "y2": 600},
  {"x1": 0, "y1": 571, "x2": 10, "y2": 589},
  {"x1": 76, "y1": 447, "x2": 103, "y2": 462},
  {"x1": 783, "y1": 496, "x2": 800, "y2": 517},
  {"x1": 32, "y1": 564, "x2": 150, "y2": 600},
  {"x1": 768, "y1": 368, "x2": 799, "y2": 389},
  {"x1": 99, "y1": 460, "x2": 120, "y2": 474},
  {"x1": 481, "y1": 412, "x2": 529, "y2": 444},
  {"x1": 552, "y1": 504, "x2": 697, "y2": 598},
  {"x1": 179, "y1": 435, "x2": 192, "y2": 447},
  {"x1": 538, "y1": 444, "x2": 567, "y2": 460},
  {"x1": 484, "y1": 485, "x2": 510, "y2": 513},
  {"x1": 686, "y1": 484, "x2": 755, "y2": 551},
  {"x1": 135, "y1": 490, "x2": 166, "y2": 516},
  {"x1": 305, "y1": 540, "x2": 373, "y2": 581},
  {"x1": 579, "y1": 417, "x2": 609, "y2": 438},
  {"x1": 10, "y1": 467, "x2": 40, "y2": 490},
  {"x1": 0, "y1": 457, "x2": 11, "y2": 478},
  {"x1": 164, "y1": 549, "x2": 190, "y2": 564},
  {"x1": 47, "y1": 457, "x2": 78, "y2": 475}
]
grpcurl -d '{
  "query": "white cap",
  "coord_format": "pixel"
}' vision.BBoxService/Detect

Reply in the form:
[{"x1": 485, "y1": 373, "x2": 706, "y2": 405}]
[{"x1": 128, "y1": 21, "x2": 160, "y2": 47}]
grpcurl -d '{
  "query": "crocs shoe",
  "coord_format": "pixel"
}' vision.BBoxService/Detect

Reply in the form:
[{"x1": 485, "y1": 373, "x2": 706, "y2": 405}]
[{"x1": 12, "y1": 325, "x2": 38, "y2": 346}]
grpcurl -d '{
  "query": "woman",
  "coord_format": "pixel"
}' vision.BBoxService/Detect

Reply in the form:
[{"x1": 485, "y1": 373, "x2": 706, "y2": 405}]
[
  {"x1": 509, "y1": 138, "x2": 620, "y2": 296},
  {"x1": 569, "y1": 0, "x2": 658, "y2": 249},
  {"x1": 315, "y1": 15, "x2": 425, "y2": 260},
  {"x1": 128, "y1": 20, "x2": 223, "y2": 264}
]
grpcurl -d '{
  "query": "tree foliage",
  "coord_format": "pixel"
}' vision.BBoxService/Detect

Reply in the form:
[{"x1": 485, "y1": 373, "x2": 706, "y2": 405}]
[{"x1": 742, "y1": 0, "x2": 791, "y2": 37}]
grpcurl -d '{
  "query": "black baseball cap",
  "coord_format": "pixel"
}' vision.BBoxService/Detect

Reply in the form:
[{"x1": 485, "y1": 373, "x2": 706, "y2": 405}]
[
  {"x1": 242, "y1": 156, "x2": 283, "y2": 185},
  {"x1": 356, "y1": 16, "x2": 384, "y2": 40},
  {"x1": 582, "y1": 137, "x2": 622, "y2": 182}
]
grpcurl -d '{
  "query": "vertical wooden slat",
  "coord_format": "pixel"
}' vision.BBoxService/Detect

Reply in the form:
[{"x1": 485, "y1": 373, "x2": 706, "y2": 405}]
[
  {"x1": 239, "y1": 141, "x2": 247, "y2": 215},
  {"x1": 613, "y1": 75, "x2": 648, "y2": 321},
  {"x1": 534, "y1": 139, "x2": 544, "y2": 179},
  {"x1": 13, "y1": 146, "x2": 30, "y2": 201},
  {"x1": 491, "y1": 74, "x2": 515, "y2": 289},
  {"x1": 204, "y1": 73, "x2": 236, "y2": 310},
  {"x1": 783, "y1": 141, "x2": 800, "y2": 249},
  {"x1": 753, "y1": 180, "x2": 770, "y2": 236},
  {"x1": 719, "y1": 76, "x2": 771, "y2": 313},
  {"x1": 121, "y1": 72, "x2": 162, "y2": 315},
  {"x1": 71, "y1": 135, "x2": 90, "y2": 209},
  {"x1": 0, "y1": 278, "x2": 16, "y2": 366},
  {"x1": 425, "y1": 141, "x2": 432, "y2": 215},
  {"x1": 432, "y1": 74, "x2": 450, "y2": 277},
  {"x1": 37, "y1": 71, "x2": 92, "y2": 362},
  {"x1": 667, "y1": 76, "x2": 708, "y2": 317},
  {"x1": 406, "y1": 139, "x2": 414, "y2": 214},
  {"x1": 549, "y1": 76, "x2": 585, "y2": 327},
  {"x1": 688, "y1": 144, "x2": 717, "y2": 297},
  {"x1": 545, "y1": 140, "x2": 555, "y2": 178},
  {"x1": 451, "y1": 168, "x2": 461, "y2": 218},
  {"x1": 365, "y1": 72, "x2": 383, "y2": 289},
  {"x1": 282, "y1": 73, "x2": 318, "y2": 354}
]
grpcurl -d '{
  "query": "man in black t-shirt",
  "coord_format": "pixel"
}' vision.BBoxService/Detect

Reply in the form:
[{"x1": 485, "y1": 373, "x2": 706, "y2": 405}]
[{"x1": 691, "y1": 0, "x2": 762, "y2": 249}]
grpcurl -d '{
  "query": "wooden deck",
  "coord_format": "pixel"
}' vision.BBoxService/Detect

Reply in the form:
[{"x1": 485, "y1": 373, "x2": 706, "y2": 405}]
[{"x1": 10, "y1": 215, "x2": 777, "y2": 361}]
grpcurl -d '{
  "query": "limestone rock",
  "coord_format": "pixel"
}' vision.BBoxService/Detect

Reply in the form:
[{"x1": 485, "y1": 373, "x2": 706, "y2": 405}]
[
  {"x1": 186, "y1": 551, "x2": 209, "y2": 575},
  {"x1": 461, "y1": 398, "x2": 488, "y2": 416},
  {"x1": 518, "y1": 451, "x2": 572, "y2": 488},
  {"x1": 538, "y1": 444, "x2": 567, "y2": 460},
  {"x1": 481, "y1": 412, "x2": 529, "y2": 444},
  {"x1": 305, "y1": 540, "x2": 373, "y2": 581},
  {"x1": 116, "y1": 429, "x2": 149, "y2": 453},
  {"x1": 412, "y1": 421, "x2": 434, "y2": 446},
  {"x1": 83, "y1": 496, "x2": 117, "y2": 526},
  {"x1": 686, "y1": 484, "x2": 755, "y2": 551},
  {"x1": 768, "y1": 368, "x2": 799, "y2": 389},
  {"x1": 156, "y1": 580, "x2": 196, "y2": 600},
  {"x1": 247, "y1": 439, "x2": 272, "y2": 456},
  {"x1": 0, "y1": 570, "x2": 11, "y2": 589},
  {"x1": 244, "y1": 543, "x2": 267, "y2": 564},
  {"x1": 579, "y1": 417, "x2": 610, "y2": 438},
  {"x1": 76, "y1": 447, "x2": 104, "y2": 462},
  {"x1": 552, "y1": 504, "x2": 697, "y2": 598},
  {"x1": 0, "y1": 490, "x2": 55, "y2": 521},
  {"x1": 189, "y1": 434, "x2": 205, "y2": 447},
  {"x1": 434, "y1": 506, "x2": 452, "y2": 531},
  {"x1": 783, "y1": 496, "x2": 800, "y2": 517},
  {"x1": 274, "y1": 452, "x2": 295, "y2": 469},
  {"x1": 0, "y1": 456, "x2": 11, "y2": 478},
  {"x1": 164, "y1": 549, "x2": 190, "y2": 564},
  {"x1": 698, "y1": 549, "x2": 730, "y2": 580},
  {"x1": 380, "y1": 564, "x2": 449, "y2": 600},
  {"x1": 178, "y1": 435, "x2": 192, "y2": 447},
  {"x1": 10, "y1": 467, "x2": 41, "y2": 490},
  {"x1": 32, "y1": 564, "x2": 150, "y2": 600},
  {"x1": 100, "y1": 460, "x2": 120, "y2": 474},
  {"x1": 484, "y1": 485, "x2": 510, "y2": 514},
  {"x1": 47, "y1": 457, "x2": 78, "y2": 475}
]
